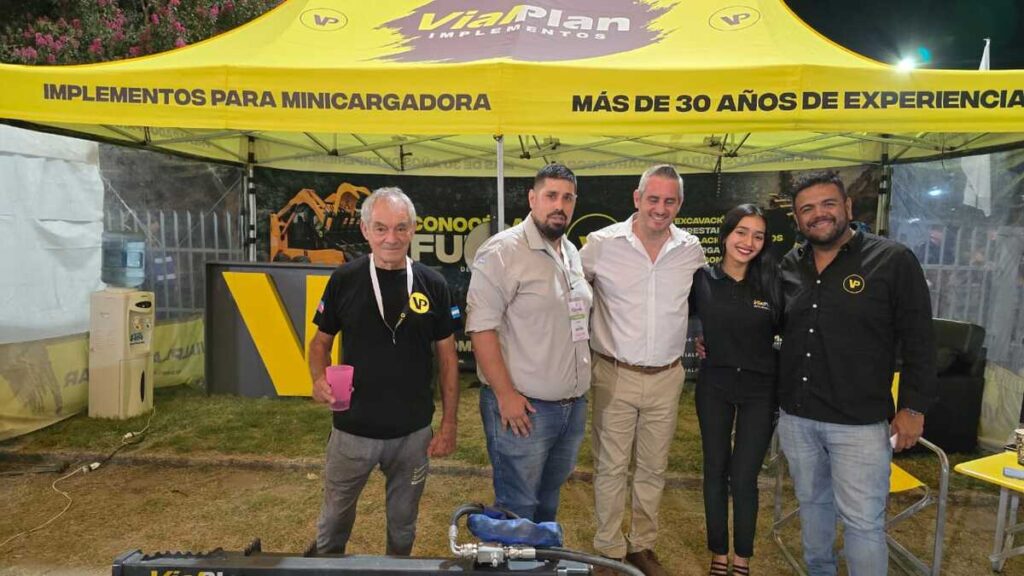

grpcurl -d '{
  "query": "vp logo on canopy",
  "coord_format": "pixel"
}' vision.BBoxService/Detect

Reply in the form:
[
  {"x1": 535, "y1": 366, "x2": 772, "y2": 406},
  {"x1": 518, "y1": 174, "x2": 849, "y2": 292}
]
[
  {"x1": 300, "y1": 8, "x2": 348, "y2": 31},
  {"x1": 709, "y1": 6, "x2": 761, "y2": 31}
]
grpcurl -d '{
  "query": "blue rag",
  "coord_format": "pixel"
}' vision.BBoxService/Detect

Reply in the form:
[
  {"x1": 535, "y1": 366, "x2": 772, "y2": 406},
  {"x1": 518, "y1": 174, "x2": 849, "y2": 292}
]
[{"x1": 467, "y1": 511, "x2": 564, "y2": 547}]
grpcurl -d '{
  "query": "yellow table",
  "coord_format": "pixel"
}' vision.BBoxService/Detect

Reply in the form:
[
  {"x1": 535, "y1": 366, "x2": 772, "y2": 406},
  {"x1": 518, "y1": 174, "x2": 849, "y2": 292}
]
[{"x1": 955, "y1": 451, "x2": 1024, "y2": 572}]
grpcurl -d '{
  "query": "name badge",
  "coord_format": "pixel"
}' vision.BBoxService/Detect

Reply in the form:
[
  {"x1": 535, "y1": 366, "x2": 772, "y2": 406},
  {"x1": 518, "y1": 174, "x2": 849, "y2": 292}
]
[{"x1": 569, "y1": 298, "x2": 589, "y2": 343}]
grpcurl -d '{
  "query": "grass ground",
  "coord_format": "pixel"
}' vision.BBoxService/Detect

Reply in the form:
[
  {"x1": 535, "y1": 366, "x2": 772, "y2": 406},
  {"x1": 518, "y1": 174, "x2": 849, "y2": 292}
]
[
  {"x1": 0, "y1": 378, "x2": 1015, "y2": 575},
  {"x1": 2, "y1": 378, "x2": 990, "y2": 489}
]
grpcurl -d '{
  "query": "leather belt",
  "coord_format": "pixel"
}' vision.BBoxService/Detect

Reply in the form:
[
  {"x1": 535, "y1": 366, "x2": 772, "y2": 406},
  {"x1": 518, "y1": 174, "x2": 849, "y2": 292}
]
[
  {"x1": 525, "y1": 395, "x2": 583, "y2": 406},
  {"x1": 596, "y1": 352, "x2": 681, "y2": 375}
]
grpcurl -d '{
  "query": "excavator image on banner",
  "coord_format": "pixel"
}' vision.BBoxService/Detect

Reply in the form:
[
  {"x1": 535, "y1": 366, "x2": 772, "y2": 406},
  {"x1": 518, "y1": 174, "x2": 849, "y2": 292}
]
[{"x1": 270, "y1": 183, "x2": 371, "y2": 264}]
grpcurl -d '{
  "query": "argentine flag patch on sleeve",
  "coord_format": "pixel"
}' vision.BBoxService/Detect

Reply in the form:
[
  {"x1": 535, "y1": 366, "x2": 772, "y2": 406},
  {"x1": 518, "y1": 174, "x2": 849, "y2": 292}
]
[{"x1": 450, "y1": 306, "x2": 461, "y2": 319}]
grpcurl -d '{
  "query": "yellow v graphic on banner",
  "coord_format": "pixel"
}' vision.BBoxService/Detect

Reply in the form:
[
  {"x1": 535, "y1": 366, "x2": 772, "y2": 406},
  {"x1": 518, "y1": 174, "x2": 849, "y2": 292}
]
[{"x1": 222, "y1": 272, "x2": 340, "y2": 396}]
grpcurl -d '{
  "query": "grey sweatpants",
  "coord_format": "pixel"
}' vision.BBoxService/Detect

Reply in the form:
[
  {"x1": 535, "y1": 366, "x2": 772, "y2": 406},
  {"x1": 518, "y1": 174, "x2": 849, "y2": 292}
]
[{"x1": 316, "y1": 425, "x2": 431, "y2": 555}]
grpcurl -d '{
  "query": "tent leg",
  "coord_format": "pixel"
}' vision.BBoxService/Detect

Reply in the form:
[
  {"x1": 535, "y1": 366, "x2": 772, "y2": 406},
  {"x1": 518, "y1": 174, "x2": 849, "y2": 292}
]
[
  {"x1": 245, "y1": 165, "x2": 257, "y2": 262},
  {"x1": 496, "y1": 135, "x2": 505, "y2": 232},
  {"x1": 245, "y1": 136, "x2": 257, "y2": 262},
  {"x1": 877, "y1": 143, "x2": 891, "y2": 237}
]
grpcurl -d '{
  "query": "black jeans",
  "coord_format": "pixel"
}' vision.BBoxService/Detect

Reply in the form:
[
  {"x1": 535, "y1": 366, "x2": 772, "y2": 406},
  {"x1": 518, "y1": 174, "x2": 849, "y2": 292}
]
[{"x1": 695, "y1": 366, "x2": 776, "y2": 557}]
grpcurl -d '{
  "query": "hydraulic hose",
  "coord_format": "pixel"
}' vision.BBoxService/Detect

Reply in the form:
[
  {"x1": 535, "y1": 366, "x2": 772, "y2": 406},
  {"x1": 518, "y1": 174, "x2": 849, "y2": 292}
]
[
  {"x1": 535, "y1": 548, "x2": 645, "y2": 576},
  {"x1": 449, "y1": 503, "x2": 486, "y2": 526},
  {"x1": 449, "y1": 504, "x2": 642, "y2": 576},
  {"x1": 449, "y1": 503, "x2": 486, "y2": 556}
]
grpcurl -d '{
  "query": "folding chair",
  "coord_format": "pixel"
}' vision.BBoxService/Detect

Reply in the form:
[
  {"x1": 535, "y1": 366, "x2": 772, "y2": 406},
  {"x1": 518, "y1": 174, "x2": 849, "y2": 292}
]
[{"x1": 769, "y1": 375, "x2": 950, "y2": 575}]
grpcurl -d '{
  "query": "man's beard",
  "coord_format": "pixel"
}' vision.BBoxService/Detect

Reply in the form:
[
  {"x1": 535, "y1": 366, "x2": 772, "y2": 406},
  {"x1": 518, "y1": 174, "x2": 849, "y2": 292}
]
[
  {"x1": 805, "y1": 216, "x2": 849, "y2": 246},
  {"x1": 533, "y1": 213, "x2": 567, "y2": 241}
]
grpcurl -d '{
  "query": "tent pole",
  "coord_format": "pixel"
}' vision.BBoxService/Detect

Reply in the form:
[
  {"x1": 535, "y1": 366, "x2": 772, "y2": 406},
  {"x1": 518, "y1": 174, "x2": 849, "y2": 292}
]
[
  {"x1": 495, "y1": 135, "x2": 505, "y2": 232},
  {"x1": 245, "y1": 136, "x2": 257, "y2": 262},
  {"x1": 245, "y1": 164, "x2": 256, "y2": 261},
  {"x1": 876, "y1": 140, "x2": 891, "y2": 237}
]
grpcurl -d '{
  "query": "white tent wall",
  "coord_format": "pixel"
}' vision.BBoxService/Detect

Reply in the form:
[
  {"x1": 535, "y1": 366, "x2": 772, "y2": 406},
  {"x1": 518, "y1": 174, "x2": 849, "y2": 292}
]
[
  {"x1": 0, "y1": 125, "x2": 104, "y2": 344},
  {"x1": 0, "y1": 125, "x2": 103, "y2": 439}
]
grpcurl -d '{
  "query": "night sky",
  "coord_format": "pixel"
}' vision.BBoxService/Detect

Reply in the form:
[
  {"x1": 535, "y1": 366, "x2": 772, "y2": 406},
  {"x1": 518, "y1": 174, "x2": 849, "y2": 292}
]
[{"x1": 785, "y1": 0, "x2": 1024, "y2": 69}]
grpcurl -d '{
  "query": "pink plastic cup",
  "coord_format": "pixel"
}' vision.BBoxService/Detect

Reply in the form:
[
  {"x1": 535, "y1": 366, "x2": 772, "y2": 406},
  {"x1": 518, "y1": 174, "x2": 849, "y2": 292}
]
[{"x1": 326, "y1": 365, "x2": 354, "y2": 411}]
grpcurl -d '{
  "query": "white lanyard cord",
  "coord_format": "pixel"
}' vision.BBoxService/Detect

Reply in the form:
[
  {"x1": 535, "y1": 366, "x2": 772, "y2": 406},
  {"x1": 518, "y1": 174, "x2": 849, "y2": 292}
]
[{"x1": 369, "y1": 254, "x2": 414, "y2": 329}]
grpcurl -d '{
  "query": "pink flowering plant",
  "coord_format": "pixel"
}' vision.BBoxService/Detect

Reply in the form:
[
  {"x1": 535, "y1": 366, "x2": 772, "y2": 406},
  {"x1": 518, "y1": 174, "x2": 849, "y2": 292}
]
[
  {"x1": 0, "y1": 0, "x2": 136, "y2": 65},
  {"x1": 1, "y1": 0, "x2": 281, "y2": 64}
]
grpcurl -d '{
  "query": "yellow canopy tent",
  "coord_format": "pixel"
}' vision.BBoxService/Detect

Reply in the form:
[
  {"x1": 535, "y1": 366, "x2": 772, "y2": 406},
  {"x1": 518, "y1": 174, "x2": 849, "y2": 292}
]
[
  {"x1": 2, "y1": 0, "x2": 1022, "y2": 178},
  {"x1": 0, "y1": 0, "x2": 1018, "y2": 431}
]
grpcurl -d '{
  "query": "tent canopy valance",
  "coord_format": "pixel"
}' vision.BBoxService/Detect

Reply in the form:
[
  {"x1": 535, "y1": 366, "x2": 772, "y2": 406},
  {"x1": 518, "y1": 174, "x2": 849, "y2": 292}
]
[{"x1": 3, "y1": 0, "x2": 1024, "y2": 175}]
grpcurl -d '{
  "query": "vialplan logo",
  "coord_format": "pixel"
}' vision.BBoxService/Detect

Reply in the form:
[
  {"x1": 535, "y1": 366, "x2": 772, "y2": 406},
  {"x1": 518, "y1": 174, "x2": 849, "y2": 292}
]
[{"x1": 378, "y1": 0, "x2": 671, "y2": 62}]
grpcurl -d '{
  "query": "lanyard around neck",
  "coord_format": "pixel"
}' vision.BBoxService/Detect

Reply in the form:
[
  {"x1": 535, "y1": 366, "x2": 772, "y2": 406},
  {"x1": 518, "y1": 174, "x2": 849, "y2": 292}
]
[
  {"x1": 369, "y1": 254, "x2": 413, "y2": 329},
  {"x1": 544, "y1": 239, "x2": 574, "y2": 293}
]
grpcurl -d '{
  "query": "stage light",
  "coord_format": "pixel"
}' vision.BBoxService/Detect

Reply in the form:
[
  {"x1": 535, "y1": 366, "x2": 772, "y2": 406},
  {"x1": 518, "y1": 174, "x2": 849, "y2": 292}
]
[{"x1": 897, "y1": 58, "x2": 917, "y2": 71}]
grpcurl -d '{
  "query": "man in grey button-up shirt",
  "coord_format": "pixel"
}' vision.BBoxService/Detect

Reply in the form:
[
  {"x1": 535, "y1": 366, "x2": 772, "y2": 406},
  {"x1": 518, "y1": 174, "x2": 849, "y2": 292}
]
[{"x1": 466, "y1": 163, "x2": 592, "y2": 522}]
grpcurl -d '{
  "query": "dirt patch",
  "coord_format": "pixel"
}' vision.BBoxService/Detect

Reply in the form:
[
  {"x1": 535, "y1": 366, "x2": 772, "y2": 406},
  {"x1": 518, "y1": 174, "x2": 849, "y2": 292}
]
[{"x1": 0, "y1": 460, "x2": 1012, "y2": 575}]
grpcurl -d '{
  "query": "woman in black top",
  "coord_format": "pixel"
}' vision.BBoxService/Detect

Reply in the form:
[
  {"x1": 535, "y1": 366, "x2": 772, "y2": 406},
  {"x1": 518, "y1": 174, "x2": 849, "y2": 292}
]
[{"x1": 690, "y1": 204, "x2": 781, "y2": 576}]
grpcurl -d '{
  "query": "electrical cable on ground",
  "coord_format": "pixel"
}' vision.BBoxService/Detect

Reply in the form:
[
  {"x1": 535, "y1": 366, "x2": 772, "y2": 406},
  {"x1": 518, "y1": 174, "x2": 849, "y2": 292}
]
[
  {"x1": 103, "y1": 405, "x2": 160, "y2": 465},
  {"x1": 99, "y1": 405, "x2": 158, "y2": 466},
  {"x1": 0, "y1": 406, "x2": 158, "y2": 549},
  {"x1": 0, "y1": 463, "x2": 97, "y2": 549}
]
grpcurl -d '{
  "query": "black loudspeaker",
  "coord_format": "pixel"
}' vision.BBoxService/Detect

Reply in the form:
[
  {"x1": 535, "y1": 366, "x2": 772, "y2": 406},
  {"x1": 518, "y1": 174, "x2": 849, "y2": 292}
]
[
  {"x1": 1019, "y1": 383, "x2": 1024, "y2": 426},
  {"x1": 920, "y1": 319, "x2": 987, "y2": 453}
]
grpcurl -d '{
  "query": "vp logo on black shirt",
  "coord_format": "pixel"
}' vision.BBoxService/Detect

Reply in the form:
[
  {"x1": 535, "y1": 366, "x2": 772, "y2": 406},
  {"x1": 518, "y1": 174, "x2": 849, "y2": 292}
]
[{"x1": 843, "y1": 274, "x2": 865, "y2": 294}]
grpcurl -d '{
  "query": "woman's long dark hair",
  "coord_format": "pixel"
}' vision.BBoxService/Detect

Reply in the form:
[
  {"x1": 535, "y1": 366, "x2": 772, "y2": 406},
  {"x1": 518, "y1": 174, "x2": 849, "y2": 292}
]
[{"x1": 718, "y1": 204, "x2": 781, "y2": 321}]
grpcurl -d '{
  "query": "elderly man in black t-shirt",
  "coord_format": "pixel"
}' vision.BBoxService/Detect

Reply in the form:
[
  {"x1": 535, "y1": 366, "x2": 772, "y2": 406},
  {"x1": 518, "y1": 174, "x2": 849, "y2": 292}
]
[{"x1": 309, "y1": 187, "x2": 460, "y2": 556}]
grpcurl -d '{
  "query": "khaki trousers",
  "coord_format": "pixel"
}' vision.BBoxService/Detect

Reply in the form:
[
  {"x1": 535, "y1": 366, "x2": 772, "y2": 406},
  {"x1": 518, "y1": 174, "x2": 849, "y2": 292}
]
[{"x1": 591, "y1": 354, "x2": 684, "y2": 558}]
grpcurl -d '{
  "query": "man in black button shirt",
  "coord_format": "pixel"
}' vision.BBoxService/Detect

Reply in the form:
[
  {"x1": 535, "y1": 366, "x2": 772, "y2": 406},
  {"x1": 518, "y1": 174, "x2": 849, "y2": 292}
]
[
  {"x1": 309, "y1": 187, "x2": 460, "y2": 556},
  {"x1": 777, "y1": 172, "x2": 936, "y2": 576}
]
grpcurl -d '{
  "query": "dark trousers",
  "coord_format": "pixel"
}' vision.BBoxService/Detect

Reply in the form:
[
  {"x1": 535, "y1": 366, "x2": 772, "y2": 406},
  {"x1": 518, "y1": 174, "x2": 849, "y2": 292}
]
[{"x1": 695, "y1": 367, "x2": 776, "y2": 558}]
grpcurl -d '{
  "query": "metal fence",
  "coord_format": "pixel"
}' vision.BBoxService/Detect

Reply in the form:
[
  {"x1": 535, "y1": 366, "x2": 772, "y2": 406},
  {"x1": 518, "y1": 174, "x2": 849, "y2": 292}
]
[
  {"x1": 895, "y1": 220, "x2": 1024, "y2": 373},
  {"x1": 106, "y1": 208, "x2": 245, "y2": 319}
]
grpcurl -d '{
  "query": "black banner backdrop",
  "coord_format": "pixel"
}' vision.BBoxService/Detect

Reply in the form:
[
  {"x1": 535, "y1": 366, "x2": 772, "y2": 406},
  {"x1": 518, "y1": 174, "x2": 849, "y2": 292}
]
[{"x1": 255, "y1": 166, "x2": 880, "y2": 372}]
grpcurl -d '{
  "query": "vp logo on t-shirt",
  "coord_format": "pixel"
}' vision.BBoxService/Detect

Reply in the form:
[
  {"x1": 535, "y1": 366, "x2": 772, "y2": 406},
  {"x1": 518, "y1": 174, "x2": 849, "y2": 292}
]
[{"x1": 409, "y1": 291, "x2": 431, "y2": 314}]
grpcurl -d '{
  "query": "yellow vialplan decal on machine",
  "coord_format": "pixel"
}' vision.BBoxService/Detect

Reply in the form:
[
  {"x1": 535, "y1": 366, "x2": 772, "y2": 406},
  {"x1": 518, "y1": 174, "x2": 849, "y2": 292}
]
[{"x1": 223, "y1": 271, "x2": 338, "y2": 397}]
